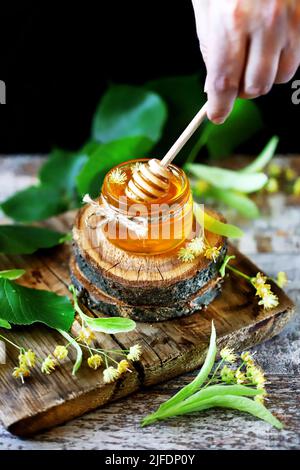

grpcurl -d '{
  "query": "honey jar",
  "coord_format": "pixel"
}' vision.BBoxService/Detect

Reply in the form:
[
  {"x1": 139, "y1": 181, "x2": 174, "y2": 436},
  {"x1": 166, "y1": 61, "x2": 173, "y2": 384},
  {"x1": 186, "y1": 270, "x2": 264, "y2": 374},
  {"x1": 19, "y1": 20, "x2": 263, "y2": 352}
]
[{"x1": 100, "y1": 159, "x2": 194, "y2": 254}]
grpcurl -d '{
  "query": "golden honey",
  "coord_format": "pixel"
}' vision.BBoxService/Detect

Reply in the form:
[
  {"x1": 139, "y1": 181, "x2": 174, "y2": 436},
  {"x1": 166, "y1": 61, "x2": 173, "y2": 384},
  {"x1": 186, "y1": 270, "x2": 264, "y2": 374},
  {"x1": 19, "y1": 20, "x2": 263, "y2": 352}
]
[{"x1": 100, "y1": 159, "x2": 193, "y2": 254}]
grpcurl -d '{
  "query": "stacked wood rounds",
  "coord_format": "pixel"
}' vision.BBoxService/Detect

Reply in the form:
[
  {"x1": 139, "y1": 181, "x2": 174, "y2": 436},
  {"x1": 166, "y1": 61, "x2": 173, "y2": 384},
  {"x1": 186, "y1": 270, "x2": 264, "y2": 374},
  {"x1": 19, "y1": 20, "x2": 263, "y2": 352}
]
[{"x1": 71, "y1": 203, "x2": 227, "y2": 322}]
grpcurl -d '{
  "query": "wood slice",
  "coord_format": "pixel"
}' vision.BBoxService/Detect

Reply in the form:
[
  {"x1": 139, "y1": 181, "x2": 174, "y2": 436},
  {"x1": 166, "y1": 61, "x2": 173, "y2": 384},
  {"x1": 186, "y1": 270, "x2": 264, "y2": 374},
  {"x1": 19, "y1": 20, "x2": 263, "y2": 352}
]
[
  {"x1": 70, "y1": 256, "x2": 222, "y2": 321},
  {"x1": 72, "y1": 203, "x2": 227, "y2": 306}
]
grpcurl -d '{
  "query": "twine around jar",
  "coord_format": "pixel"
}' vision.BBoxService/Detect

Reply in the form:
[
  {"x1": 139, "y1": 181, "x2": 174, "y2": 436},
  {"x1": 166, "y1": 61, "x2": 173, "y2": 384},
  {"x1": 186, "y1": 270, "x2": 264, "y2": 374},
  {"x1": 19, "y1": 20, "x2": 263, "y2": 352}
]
[{"x1": 83, "y1": 194, "x2": 149, "y2": 238}]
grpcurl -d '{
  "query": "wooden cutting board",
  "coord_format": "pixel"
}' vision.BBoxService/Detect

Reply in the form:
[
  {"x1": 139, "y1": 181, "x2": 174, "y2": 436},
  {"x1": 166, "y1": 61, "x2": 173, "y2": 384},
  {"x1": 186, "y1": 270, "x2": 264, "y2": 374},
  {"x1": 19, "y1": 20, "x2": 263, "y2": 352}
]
[{"x1": 0, "y1": 211, "x2": 295, "y2": 436}]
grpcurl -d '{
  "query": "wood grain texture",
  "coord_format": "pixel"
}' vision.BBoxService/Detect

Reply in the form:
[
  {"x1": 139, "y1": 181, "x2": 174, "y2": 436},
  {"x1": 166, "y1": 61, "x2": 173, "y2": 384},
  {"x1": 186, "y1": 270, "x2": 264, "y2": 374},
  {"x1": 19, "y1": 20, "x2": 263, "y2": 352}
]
[
  {"x1": 70, "y1": 256, "x2": 222, "y2": 321},
  {"x1": 0, "y1": 228, "x2": 294, "y2": 436},
  {"x1": 73, "y1": 203, "x2": 227, "y2": 307},
  {"x1": 72, "y1": 203, "x2": 227, "y2": 320},
  {"x1": 0, "y1": 155, "x2": 299, "y2": 450}
]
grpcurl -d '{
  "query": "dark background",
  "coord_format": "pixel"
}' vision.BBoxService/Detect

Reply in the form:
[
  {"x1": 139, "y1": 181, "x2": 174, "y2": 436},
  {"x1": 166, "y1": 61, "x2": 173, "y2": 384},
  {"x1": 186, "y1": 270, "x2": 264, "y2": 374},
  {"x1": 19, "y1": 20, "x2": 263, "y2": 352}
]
[{"x1": 0, "y1": 1, "x2": 299, "y2": 155}]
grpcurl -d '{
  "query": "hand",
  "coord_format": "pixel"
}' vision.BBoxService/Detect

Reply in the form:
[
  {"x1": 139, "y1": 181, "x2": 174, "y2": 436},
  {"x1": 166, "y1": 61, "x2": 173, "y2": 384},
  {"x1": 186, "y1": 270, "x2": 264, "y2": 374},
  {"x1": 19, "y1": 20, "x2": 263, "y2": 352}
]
[{"x1": 192, "y1": 0, "x2": 300, "y2": 123}]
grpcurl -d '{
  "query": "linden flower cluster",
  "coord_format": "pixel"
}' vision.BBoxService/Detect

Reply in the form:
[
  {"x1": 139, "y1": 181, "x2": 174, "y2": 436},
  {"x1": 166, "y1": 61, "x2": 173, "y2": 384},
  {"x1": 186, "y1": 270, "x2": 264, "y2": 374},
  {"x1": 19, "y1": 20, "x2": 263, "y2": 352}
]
[
  {"x1": 108, "y1": 168, "x2": 127, "y2": 185},
  {"x1": 218, "y1": 347, "x2": 267, "y2": 404},
  {"x1": 178, "y1": 237, "x2": 221, "y2": 263},
  {"x1": 12, "y1": 349, "x2": 36, "y2": 384},
  {"x1": 75, "y1": 326, "x2": 142, "y2": 384},
  {"x1": 84, "y1": 343, "x2": 142, "y2": 384},
  {"x1": 251, "y1": 272, "x2": 279, "y2": 310}
]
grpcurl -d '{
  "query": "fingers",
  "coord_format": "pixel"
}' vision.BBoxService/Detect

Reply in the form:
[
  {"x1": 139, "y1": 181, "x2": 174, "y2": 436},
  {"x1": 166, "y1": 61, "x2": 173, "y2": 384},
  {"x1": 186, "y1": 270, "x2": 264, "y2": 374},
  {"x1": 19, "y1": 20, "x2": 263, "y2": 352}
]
[
  {"x1": 241, "y1": 27, "x2": 283, "y2": 99},
  {"x1": 275, "y1": 45, "x2": 300, "y2": 84},
  {"x1": 205, "y1": 13, "x2": 247, "y2": 124}
]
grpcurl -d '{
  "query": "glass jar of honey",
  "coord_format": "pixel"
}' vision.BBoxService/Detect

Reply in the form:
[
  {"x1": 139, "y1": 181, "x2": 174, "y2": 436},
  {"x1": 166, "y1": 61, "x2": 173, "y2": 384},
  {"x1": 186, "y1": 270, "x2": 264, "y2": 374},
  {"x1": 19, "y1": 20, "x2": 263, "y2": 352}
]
[{"x1": 100, "y1": 159, "x2": 194, "y2": 255}]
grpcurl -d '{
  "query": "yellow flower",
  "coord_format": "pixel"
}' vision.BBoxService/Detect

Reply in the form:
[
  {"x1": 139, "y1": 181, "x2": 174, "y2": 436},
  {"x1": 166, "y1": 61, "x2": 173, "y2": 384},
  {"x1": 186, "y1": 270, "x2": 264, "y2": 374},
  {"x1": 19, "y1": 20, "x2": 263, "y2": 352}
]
[
  {"x1": 53, "y1": 345, "x2": 69, "y2": 361},
  {"x1": 285, "y1": 167, "x2": 297, "y2": 182},
  {"x1": 252, "y1": 272, "x2": 267, "y2": 289},
  {"x1": 235, "y1": 370, "x2": 246, "y2": 384},
  {"x1": 254, "y1": 392, "x2": 266, "y2": 405},
  {"x1": 241, "y1": 351, "x2": 254, "y2": 366},
  {"x1": 87, "y1": 354, "x2": 103, "y2": 370},
  {"x1": 204, "y1": 246, "x2": 221, "y2": 262},
  {"x1": 131, "y1": 162, "x2": 144, "y2": 174},
  {"x1": 255, "y1": 283, "x2": 272, "y2": 298},
  {"x1": 109, "y1": 168, "x2": 127, "y2": 185},
  {"x1": 220, "y1": 365, "x2": 236, "y2": 384},
  {"x1": 220, "y1": 346, "x2": 237, "y2": 364},
  {"x1": 187, "y1": 237, "x2": 205, "y2": 256},
  {"x1": 178, "y1": 247, "x2": 195, "y2": 263},
  {"x1": 19, "y1": 349, "x2": 36, "y2": 368},
  {"x1": 127, "y1": 344, "x2": 142, "y2": 361},
  {"x1": 41, "y1": 355, "x2": 57, "y2": 375},
  {"x1": 268, "y1": 163, "x2": 281, "y2": 178},
  {"x1": 195, "y1": 180, "x2": 210, "y2": 193},
  {"x1": 293, "y1": 177, "x2": 300, "y2": 196},
  {"x1": 103, "y1": 366, "x2": 120, "y2": 384},
  {"x1": 276, "y1": 271, "x2": 288, "y2": 288},
  {"x1": 265, "y1": 177, "x2": 279, "y2": 193},
  {"x1": 117, "y1": 359, "x2": 131, "y2": 374},
  {"x1": 258, "y1": 291, "x2": 279, "y2": 310},
  {"x1": 246, "y1": 365, "x2": 266, "y2": 387},
  {"x1": 77, "y1": 327, "x2": 96, "y2": 345},
  {"x1": 12, "y1": 365, "x2": 31, "y2": 383}
]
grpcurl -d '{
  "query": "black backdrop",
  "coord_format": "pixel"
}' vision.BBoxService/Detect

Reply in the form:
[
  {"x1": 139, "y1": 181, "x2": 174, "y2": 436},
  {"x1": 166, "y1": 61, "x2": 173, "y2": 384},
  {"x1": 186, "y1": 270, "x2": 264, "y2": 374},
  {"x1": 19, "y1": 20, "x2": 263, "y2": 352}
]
[{"x1": 1, "y1": 1, "x2": 299, "y2": 155}]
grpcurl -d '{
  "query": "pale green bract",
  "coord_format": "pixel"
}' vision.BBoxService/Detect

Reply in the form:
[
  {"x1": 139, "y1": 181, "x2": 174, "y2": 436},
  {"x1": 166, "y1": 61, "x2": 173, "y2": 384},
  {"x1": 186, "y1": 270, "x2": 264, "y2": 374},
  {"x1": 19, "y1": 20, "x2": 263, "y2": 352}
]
[
  {"x1": 241, "y1": 136, "x2": 279, "y2": 174},
  {"x1": 194, "y1": 203, "x2": 244, "y2": 238},
  {"x1": 186, "y1": 163, "x2": 267, "y2": 193},
  {"x1": 58, "y1": 329, "x2": 83, "y2": 376},
  {"x1": 219, "y1": 255, "x2": 236, "y2": 278},
  {"x1": 142, "y1": 322, "x2": 283, "y2": 430},
  {"x1": 69, "y1": 285, "x2": 136, "y2": 334},
  {"x1": 0, "y1": 269, "x2": 26, "y2": 280}
]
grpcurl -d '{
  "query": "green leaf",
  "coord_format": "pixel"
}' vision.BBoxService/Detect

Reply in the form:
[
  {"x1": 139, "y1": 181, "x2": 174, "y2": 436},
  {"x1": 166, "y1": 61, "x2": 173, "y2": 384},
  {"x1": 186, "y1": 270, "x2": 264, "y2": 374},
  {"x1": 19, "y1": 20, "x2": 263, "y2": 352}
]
[
  {"x1": 186, "y1": 164, "x2": 267, "y2": 193},
  {"x1": 92, "y1": 85, "x2": 167, "y2": 143},
  {"x1": 194, "y1": 203, "x2": 244, "y2": 238},
  {"x1": 241, "y1": 136, "x2": 279, "y2": 174},
  {"x1": 58, "y1": 329, "x2": 83, "y2": 375},
  {"x1": 0, "y1": 318, "x2": 11, "y2": 329},
  {"x1": 180, "y1": 395, "x2": 283, "y2": 430},
  {"x1": 76, "y1": 137, "x2": 153, "y2": 197},
  {"x1": 82, "y1": 314, "x2": 136, "y2": 334},
  {"x1": 155, "y1": 321, "x2": 217, "y2": 414},
  {"x1": 1, "y1": 184, "x2": 67, "y2": 222},
  {"x1": 0, "y1": 225, "x2": 68, "y2": 254},
  {"x1": 183, "y1": 384, "x2": 262, "y2": 405},
  {"x1": 219, "y1": 255, "x2": 236, "y2": 277},
  {"x1": 145, "y1": 75, "x2": 206, "y2": 163},
  {"x1": 0, "y1": 278, "x2": 74, "y2": 331},
  {"x1": 39, "y1": 148, "x2": 88, "y2": 204},
  {"x1": 0, "y1": 269, "x2": 26, "y2": 280},
  {"x1": 203, "y1": 188, "x2": 260, "y2": 219},
  {"x1": 188, "y1": 99, "x2": 263, "y2": 162},
  {"x1": 143, "y1": 384, "x2": 263, "y2": 425}
]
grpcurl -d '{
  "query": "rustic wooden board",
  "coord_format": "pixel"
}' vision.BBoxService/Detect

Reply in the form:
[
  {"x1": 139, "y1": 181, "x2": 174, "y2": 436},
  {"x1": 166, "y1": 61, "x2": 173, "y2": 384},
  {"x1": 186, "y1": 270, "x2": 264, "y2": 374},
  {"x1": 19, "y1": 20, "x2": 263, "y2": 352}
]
[{"x1": 0, "y1": 211, "x2": 295, "y2": 437}]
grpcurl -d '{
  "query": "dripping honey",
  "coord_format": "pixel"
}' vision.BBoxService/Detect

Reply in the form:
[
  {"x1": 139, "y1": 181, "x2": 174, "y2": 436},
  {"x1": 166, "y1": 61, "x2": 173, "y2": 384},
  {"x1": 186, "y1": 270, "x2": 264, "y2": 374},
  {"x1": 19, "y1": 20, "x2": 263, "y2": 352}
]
[{"x1": 101, "y1": 159, "x2": 193, "y2": 254}]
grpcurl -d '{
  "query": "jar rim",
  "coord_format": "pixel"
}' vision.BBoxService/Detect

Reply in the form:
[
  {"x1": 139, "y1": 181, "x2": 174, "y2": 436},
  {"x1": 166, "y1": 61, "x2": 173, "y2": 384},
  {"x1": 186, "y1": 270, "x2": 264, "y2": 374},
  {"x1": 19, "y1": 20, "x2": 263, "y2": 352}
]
[{"x1": 102, "y1": 158, "x2": 190, "y2": 208}]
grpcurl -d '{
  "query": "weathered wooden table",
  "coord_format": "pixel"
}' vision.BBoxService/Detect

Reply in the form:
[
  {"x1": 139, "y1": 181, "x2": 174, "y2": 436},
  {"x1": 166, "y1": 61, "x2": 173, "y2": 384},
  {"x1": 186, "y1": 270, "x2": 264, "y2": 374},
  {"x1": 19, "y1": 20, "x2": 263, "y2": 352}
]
[{"x1": 0, "y1": 155, "x2": 299, "y2": 450}]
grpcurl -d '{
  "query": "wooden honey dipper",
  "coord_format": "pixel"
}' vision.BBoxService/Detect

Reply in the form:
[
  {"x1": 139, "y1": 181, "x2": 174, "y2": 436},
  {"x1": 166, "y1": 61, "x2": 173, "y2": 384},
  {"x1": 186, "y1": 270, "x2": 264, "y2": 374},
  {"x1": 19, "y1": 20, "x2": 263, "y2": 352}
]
[{"x1": 125, "y1": 102, "x2": 208, "y2": 201}]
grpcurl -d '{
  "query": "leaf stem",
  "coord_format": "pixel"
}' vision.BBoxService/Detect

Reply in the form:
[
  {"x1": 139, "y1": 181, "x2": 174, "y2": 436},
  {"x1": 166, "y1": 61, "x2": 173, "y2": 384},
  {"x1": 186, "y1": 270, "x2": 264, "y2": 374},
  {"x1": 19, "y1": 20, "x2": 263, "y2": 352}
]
[
  {"x1": 226, "y1": 264, "x2": 252, "y2": 281},
  {"x1": 0, "y1": 334, "x2": 21, "y2": 350}
]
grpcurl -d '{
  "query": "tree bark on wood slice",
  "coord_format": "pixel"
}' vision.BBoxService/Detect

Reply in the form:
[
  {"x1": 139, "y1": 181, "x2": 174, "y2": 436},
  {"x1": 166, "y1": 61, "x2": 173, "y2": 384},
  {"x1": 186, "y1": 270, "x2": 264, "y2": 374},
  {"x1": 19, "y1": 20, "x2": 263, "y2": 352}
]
[
  {"x1": 72, "y1": 204, "x2": 227, "y2": 306},
  {"x1": 70, "y1": 256, "x2": 223, "y2": 321}
]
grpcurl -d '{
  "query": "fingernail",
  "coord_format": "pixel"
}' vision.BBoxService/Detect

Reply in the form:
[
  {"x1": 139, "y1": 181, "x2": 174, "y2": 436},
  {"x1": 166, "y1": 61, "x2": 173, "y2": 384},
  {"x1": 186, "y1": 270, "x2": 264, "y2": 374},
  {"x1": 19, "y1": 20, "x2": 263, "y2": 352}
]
[{"x1": 212, "y1": 116, "x2": 226, "y2": 125}]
